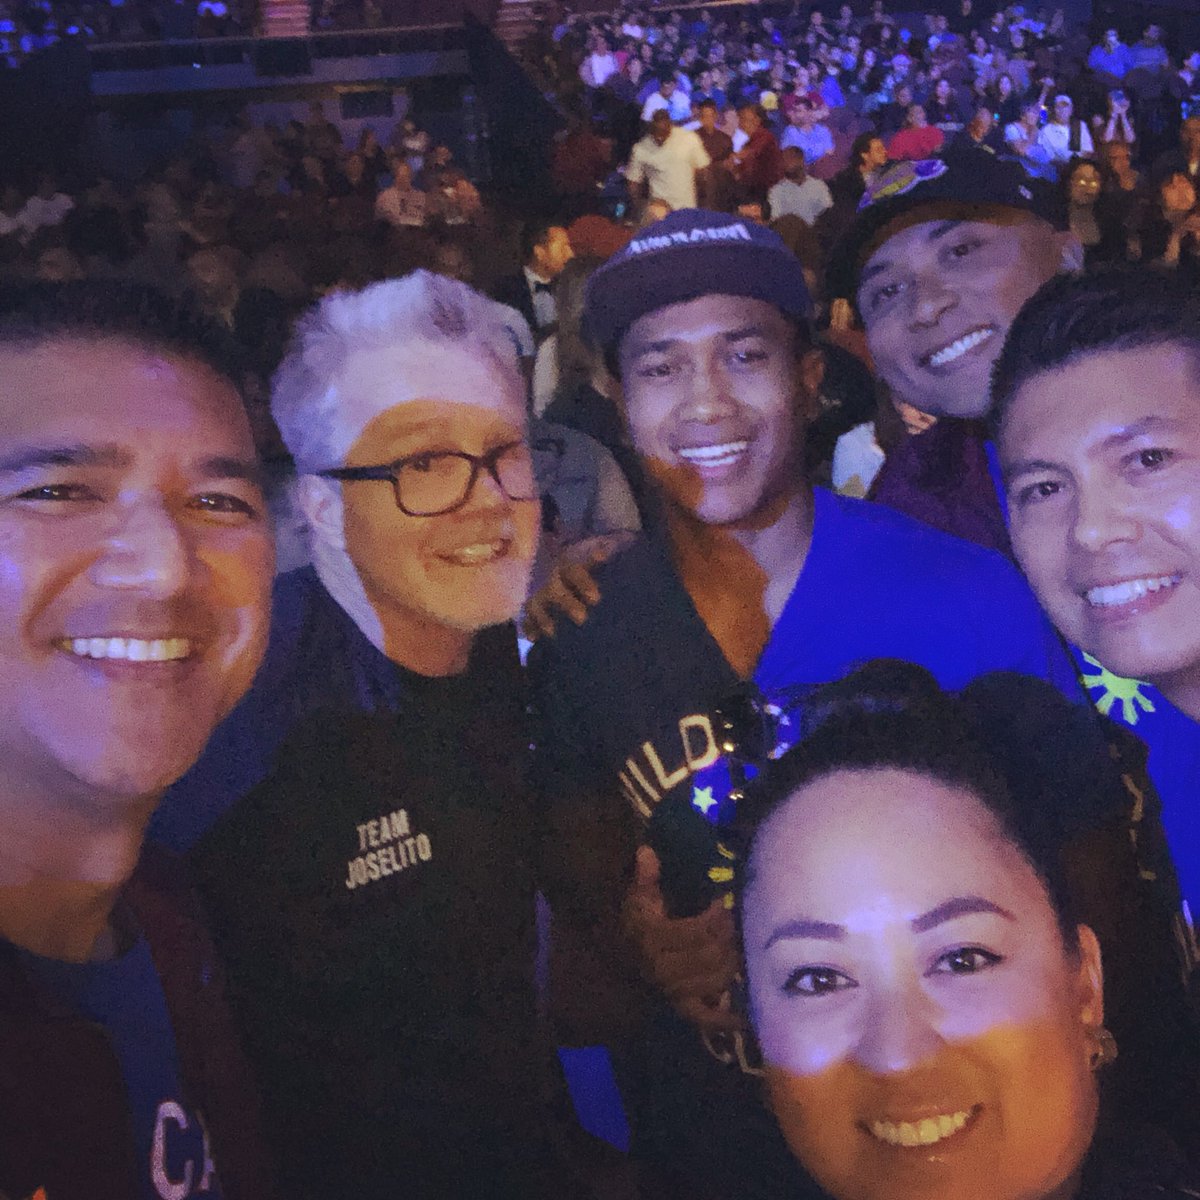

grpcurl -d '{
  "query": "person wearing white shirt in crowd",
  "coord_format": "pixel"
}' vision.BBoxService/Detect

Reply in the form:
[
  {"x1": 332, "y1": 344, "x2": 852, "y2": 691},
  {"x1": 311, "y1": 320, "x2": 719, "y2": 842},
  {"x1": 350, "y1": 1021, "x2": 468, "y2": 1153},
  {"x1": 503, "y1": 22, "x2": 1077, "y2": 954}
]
[
  {"x1": 580, "y1": 35, "x2": 618, "y2": 89},
  {"x1": 374, "y1": 160, "x2": 426, "y2": 229},
  {"x1": 1037, "y1": 94, "x2": 1093, "y2": 163},
  {"x1": 18, "y1": 174, "x2": 73, "y2": 238},
  {"x1": 767, "y1": 148, "x2": 833, "y2": 225},
  {"x1": 641, "y1": 77, "x2": 692, "y2": 125},
  {"x1": 1005, "y1": 101, "x2": 1059, "y2": 180},
  {"x1": 780, "y1": 101, "x2": 835, "y2": 166},
  {"x1": 626, "y1": 110, "x2": 711, "y2": 213}
]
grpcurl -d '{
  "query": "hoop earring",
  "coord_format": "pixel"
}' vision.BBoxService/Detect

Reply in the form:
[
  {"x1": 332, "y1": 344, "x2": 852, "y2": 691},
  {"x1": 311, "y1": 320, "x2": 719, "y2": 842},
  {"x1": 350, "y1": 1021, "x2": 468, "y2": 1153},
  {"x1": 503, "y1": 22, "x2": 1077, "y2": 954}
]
[{"x1": 1088, "y1": 1025, "x2": 1118, "y2": 1071}]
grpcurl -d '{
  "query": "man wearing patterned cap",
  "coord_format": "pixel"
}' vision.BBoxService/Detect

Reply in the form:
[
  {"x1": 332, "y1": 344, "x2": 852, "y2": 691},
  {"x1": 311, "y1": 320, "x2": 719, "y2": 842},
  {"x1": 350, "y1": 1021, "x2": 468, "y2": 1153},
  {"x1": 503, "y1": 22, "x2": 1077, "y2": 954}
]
[
  {"x1": 834, "y1": 146, "x2": 1082, "y2": 553},
  {"x1": 527, "y1": 207, "x2": 1078, "y2": 1199}
]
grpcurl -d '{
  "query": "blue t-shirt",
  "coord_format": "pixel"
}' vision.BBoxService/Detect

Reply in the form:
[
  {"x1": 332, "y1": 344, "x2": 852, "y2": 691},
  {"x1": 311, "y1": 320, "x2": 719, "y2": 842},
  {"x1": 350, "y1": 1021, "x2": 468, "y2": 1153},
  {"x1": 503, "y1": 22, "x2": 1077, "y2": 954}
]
[
  {"x1": 987, "y1": 441, "x2": 1199, "y2": 924},
  {"x1": 21, "y1": 933, "x2": 222, "y2": 1200},
  {"x1": 531, "y1": 487, "x2": 1081, "y2": 1200}
]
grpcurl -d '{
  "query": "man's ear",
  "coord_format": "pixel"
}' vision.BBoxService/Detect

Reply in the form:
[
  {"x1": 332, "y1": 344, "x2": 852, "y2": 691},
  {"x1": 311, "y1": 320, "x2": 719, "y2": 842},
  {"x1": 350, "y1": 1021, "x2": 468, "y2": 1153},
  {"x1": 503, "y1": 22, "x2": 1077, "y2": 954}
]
[
  {"x1": 797, "y1": 345, "x2": 826, "y2": 423},
  {"x1": 294, "y1": 474, "x2": 346, "y2": 549},
  {"x1": 1074, "y1": 923, "x2": 1105, "y2": 1030},
  {"x1": 1058, "y1": 230, "x2": 1086, "y2": 274}
]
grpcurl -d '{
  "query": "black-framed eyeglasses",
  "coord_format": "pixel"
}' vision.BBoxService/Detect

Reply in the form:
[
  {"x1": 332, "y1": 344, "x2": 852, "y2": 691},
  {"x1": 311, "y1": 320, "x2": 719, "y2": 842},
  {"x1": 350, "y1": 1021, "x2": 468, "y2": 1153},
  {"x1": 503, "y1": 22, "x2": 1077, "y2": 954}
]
[{"x1": 315, "y1": 437, "x2": 564, "y2": 517}]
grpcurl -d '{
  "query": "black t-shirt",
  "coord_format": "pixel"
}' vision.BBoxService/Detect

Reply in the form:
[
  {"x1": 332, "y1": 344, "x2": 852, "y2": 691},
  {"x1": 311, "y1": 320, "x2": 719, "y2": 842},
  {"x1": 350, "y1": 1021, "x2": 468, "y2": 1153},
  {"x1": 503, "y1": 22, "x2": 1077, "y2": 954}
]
[{"x1": 192, "y1": 657, "x2": 570, "y2": 1199}]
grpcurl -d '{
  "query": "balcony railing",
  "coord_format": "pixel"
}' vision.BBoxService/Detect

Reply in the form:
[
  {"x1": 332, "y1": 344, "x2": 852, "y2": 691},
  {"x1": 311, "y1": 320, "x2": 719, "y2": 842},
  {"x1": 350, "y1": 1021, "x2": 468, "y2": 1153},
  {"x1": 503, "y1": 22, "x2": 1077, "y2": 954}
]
[{"x1": 86, "y1": 20, "x2": 466, "y2": 71}]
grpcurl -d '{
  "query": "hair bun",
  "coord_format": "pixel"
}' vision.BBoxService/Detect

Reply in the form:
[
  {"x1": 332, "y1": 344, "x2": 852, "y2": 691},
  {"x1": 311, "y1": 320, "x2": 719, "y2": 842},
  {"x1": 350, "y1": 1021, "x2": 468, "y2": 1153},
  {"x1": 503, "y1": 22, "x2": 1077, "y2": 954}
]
[{"x1": 798, "y1": 658, "x2": 957, "y2": 740}]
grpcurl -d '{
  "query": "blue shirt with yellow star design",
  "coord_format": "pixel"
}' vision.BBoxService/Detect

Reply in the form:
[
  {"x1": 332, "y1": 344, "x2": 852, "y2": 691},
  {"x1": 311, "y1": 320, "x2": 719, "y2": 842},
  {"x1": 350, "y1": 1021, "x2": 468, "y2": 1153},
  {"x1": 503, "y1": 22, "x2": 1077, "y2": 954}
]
[{"x1": 1075, "y1": 648, "x2": 1200, "y2": 924}]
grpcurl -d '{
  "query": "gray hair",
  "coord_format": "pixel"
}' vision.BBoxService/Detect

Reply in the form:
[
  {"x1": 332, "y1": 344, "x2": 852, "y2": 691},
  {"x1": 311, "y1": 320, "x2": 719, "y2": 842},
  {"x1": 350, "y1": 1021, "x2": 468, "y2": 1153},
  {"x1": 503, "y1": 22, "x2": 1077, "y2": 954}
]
[{"x1": 271, "y1": 270, "x2": 522, "y2": 472}]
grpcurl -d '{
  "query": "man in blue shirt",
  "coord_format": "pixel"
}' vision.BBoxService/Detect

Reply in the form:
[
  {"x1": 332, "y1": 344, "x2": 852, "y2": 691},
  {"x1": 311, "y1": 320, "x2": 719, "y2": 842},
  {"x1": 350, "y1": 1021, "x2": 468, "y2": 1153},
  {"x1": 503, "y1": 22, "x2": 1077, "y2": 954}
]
[
  {"x1": 1129, "y1": 23, "x2": 1172, "y2": 76},
  {"x1": 529, "y1": 209, "x2": 1081, "y2": 1199},
  {"x1": 993, "y1": 266, "x2": 1200, "y2": 938},
  {"x1": 0, "y1": 280, "x2": 276, "y2": 1200},
  {"x1": 1087, "y1": 28, "x2": 1133, "y2": 81}
]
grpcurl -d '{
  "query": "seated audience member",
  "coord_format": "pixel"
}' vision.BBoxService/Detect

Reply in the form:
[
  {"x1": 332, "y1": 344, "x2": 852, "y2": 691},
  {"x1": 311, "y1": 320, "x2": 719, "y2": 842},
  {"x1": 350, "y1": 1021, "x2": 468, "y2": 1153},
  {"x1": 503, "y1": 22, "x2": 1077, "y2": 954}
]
[
  {"x1": 494, "y1": 218, "x2": 576, "y2": 335},
  {"x1": 157, "y1": 272, "x2": 592, "y2": 1199},
  {"x1": 1037, "y1": 94, "x2": 1094, "y2": 164},
  {"x1": 373, "y1": 158, "x2": 427, "y2": 230},
  {"x1": 527, "y1": 208, "x2": 1080, "y2": 1200},
  {"x1": 0, "y1": 280, "x2": 276, "y2": 1199},
  {"x1": 1088, "y1": 28, "x2": 1132, "y2": 82},
  {"x1": 1004, "y1": 102, "x2": 1060, "y2": 181},
  {"x1": 694, "y1": 98, "x2": 737, "y2": 212},
  {"x1": 888, "y1": 105, "x2": 945, "y2": 162},
  {"x1": 1098, "y1": 90, "x2": 1136, "y2": 150},
  {"x1": 955, "y1": 104, "x2": 1002, "y2": 153},
  {"x1": 993, "y1": 267, "x2": 1200, "y2": 951},
  {"x1": 736, "y1": 662, "x2": 1200, "y2": 1200},
  {"x1": 768, "y1": 148, "x2": 834, "y2": 226},
  {"x1": 781, "y1": 100, "x2": 835, "y2": 168},
  {"x1": 1135, "y1": 171, "x2": 1200, "y2": 281},
  {"x1": 925, "y1": 76, "x2": 967, "y2": 134},
  {"x1": 642, "y1": 76, "x2": 691, "y2": 124},
  {"x1": 1097, "y1": 140, "x2": 1140, "y2": 251},
  {"x1": 829, "y1": 131, "x2": 889, "y2": 209},
  {"x1": 1061, "y1": 157, "x2": 1124, "y2": 265},
  {"x1": 1152, "y1": 116, "x2": 1200, "y2": 191},
  {"x1": 732, "y1": 102, "x2": 786, "y2": 205},
  {"x1": 831, "y1": 149, "x2": 1083, "y2": 554}
]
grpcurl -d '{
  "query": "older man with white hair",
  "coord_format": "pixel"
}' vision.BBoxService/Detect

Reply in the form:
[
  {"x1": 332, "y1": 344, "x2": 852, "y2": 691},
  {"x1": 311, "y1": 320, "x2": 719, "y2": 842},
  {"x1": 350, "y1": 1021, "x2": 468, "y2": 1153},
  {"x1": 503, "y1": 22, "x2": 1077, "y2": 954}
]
[{"x1": 152, "y1": 271, "x2": 590, "y2": 1199}]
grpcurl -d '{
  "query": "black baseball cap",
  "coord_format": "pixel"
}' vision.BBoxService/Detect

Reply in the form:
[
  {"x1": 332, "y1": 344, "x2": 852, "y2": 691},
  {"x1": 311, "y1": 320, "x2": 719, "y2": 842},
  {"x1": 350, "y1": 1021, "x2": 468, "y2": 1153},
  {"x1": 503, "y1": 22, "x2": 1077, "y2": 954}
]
[
  {"x1": 583, "y1": 209, "x2": 813, "y2": 355},
  {"x1": 829, "y1": 147, "x2": 1064, "y2": 303}
]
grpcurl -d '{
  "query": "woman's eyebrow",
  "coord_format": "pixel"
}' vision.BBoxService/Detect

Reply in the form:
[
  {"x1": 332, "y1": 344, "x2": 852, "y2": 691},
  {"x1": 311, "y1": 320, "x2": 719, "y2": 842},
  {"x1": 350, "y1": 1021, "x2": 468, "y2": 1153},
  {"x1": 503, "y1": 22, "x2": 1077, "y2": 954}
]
[
  {"x1": 911, "y1": 895, "x2": 1015, "y2": 934},
  {"x1": 763, "y1": 895, "x2": 1014, "y2": 950}
]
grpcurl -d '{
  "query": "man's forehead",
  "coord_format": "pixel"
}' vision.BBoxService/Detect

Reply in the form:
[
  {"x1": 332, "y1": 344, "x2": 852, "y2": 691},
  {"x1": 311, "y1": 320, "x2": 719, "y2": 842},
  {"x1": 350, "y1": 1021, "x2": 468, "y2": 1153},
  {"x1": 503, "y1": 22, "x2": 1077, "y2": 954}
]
[
  {"x1": 0, "y1": 336, "x2": 240, "y2": 409},
  {"x1": 621, "y1": 295, "x2": 792, "y2": 354},
  {"x1": 861, "y1": 203, "x2": 1042, "y2": 275},
  {"x1": 335, "y1": 345, "x2": 524, "y2": 447}
]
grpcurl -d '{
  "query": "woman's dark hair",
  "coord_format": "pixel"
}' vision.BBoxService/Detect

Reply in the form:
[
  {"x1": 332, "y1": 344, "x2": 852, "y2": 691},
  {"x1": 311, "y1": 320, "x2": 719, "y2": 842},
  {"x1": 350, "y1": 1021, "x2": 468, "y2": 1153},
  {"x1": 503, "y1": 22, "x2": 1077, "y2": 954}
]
[{"x1": 732, "y1": 661, "x2": 1133, "y2": 952}]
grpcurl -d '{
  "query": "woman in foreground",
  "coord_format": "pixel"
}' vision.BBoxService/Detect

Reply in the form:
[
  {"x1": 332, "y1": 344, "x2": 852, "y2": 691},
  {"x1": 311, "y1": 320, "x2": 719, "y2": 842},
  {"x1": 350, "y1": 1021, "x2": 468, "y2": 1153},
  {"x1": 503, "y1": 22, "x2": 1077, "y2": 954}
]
[{"x1": 734, "y1": 662, "x2": 1200, "y2": 1200}]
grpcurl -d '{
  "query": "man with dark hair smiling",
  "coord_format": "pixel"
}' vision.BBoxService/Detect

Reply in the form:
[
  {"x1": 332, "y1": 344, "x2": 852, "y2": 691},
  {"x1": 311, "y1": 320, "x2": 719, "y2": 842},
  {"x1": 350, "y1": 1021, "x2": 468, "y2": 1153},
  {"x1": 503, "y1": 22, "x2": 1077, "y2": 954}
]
[
  {"x1": 0, "y1": 279, "x2": 276, "y2": 1200},
  {"x1": 833, "y1": 147, "x2": 1082, "y2": 553},
  {"x1": 993, "y1": 265, "x2": 1200, "y2": 933},
  {"x1": 528, "y1": 208, "x2": 1079, "y2": 1199}
]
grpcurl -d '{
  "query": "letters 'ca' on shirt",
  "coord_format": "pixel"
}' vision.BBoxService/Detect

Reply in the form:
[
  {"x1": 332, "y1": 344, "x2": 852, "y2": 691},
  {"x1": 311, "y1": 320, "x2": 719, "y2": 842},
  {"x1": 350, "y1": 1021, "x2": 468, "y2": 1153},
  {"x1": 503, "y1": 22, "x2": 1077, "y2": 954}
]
[{"x1": 18, "y1": 933, "x2": 222, "y2": 1200}]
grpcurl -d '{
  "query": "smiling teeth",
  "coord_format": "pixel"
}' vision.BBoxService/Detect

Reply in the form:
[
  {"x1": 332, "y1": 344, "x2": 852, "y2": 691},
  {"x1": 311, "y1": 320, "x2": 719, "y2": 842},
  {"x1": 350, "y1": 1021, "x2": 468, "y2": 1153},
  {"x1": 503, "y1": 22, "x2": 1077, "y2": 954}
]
[
  {"x1": 927, "y1": 327, "x2": 994, "y2": 367},
  {"x1": 1085, "y1": 575, "x2": 1180, "y2": 608},
  {"x1": 64, "y1": 637, "x2": 192, "y2": 662},
  {"x1": 678, "y1": 441, "x2": 749, "y2": 467},
  {"x1": 870, "y1": 1110, "x2": 971, "y2": 1148},
  {"x1": 443, "y1": 542, "x2": 506, "y2": 564}
]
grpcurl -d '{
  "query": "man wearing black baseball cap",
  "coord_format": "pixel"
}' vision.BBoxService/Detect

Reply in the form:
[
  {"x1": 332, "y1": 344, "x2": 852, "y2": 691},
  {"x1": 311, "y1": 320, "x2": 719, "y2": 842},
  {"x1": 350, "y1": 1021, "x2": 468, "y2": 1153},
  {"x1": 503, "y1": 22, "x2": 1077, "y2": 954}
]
[
  {"x1": 528, "y1": 207, "x2": 1078, "y2": 1199},
  {"x1": 832, "y1": 146, "x2": 1082, "y2": 553}
]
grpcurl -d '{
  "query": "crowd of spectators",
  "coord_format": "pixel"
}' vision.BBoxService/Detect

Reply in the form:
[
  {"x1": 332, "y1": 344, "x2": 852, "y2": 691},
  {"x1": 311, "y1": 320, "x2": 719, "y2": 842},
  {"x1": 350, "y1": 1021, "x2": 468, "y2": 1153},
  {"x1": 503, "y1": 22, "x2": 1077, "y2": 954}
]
[
  {"x1": 0, "y1": 0, "x2": 255, "y2": 64},
  {"x1": 511, "y1": 2, "x2": 1200, "y2": 500},
  {"x1": 3, "y1": 3, "x2": 1200, "y2": 1199}
]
